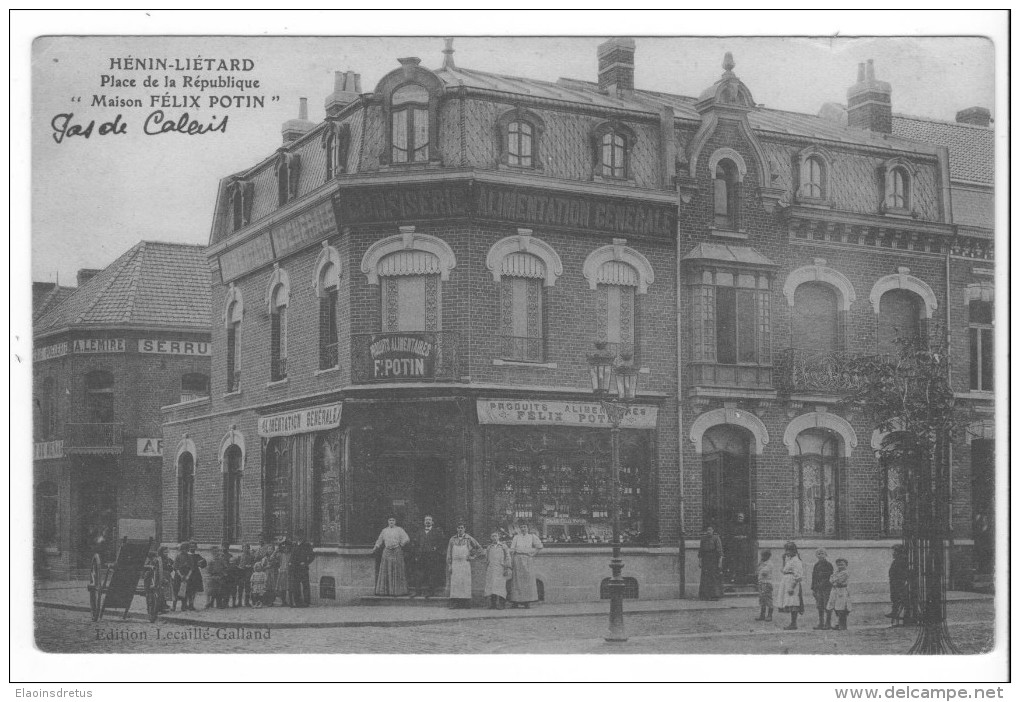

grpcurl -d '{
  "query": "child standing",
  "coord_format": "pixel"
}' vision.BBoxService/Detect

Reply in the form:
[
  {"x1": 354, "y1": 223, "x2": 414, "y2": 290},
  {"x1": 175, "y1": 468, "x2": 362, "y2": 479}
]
[
  {"x1": 887, "y1": 544, "x2": 909, "y2": 627},
  {"x1": 250, "y1": 561, "x2": 268, "y2": 608},
  {"x1": 754, "y1": 550, "x2": 774, "y2": 622},
  {"x1": 811, "y1": 548, "x2": 834, "y2": 630},
  {"x1": 827, "y1": 557, "x2": 852, "y2": 630}
]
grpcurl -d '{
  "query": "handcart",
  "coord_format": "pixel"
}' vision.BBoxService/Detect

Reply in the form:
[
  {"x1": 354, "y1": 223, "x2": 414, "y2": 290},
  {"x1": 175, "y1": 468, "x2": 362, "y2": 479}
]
[{"x1": 86, "y1": 536, "x2": 164, "y2": 623}]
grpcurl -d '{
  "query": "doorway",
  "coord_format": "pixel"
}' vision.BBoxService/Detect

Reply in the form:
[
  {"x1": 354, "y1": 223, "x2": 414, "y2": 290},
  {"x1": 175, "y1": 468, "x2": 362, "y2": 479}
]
[
  {"x1": 77, "y1": 471, "x2": 117, "y2": 566},
  {"x1": 379, "y1": 455, "x2": 448, "y2": 533},
  {"x1": 702, "y1": 425, "x2": 755, "y2": 584}
]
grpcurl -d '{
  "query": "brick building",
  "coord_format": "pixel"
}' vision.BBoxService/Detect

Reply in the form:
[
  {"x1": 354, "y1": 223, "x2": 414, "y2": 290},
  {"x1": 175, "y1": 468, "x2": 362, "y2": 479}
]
[
  {"x1": 33, "y1": 242, "x2": 211, "y2": 574},
  {"x1": 161, "y1": 40, "x2": 994, "y2": 603}
]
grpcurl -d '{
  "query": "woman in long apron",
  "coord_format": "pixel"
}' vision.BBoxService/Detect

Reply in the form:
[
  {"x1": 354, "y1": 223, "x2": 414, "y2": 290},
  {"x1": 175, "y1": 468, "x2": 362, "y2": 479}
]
[
  {"x1": 508, "y1": 522, "x2": 542, "y2": 608},
  {"x1": 447, "y1": 523, "x2": 481, "y2": 608}
]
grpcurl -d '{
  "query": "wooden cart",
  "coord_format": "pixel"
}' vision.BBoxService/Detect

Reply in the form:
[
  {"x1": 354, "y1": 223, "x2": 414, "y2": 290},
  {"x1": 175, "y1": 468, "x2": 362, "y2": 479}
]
[{"x1": 86, "y1": 537, "x2": 164, "y2": 623}]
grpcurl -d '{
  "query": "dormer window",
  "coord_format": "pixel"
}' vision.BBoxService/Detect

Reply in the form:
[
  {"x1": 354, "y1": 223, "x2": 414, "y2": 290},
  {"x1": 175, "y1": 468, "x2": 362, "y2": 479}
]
[
  {"x1": 508, "y1": 122, "x2": 533, "y2": 167},
  {"x1": 889, "y1": 167, "x2": 908, "y2": 210},
  {"x1": 804, "y1": 156, "x2": 824, "y2": 199},
  {"x1": 276, "y1": 152, "x2": 301, "y2": 207},
  {"x1": 879, "y1": 159, "x2": 913, "y2": 215},
  {"x1": 592, "y1": 121, "x2": 634, "y2": 181},
  {"x1": 714, "y1": 160, "x2": 738, "y2": 230},
  {"x1": 497, "y1": 107, "x2": 545, "y2": 170},
  {"x1": 391, "y1": 84, "x2": 430, "y2": 163},
  {"x1": 227, "y1": 179, "x2": 253, "y2": 232},
  {"x1": 323, "y1": 122, "x2": 351, "y2": 180}
]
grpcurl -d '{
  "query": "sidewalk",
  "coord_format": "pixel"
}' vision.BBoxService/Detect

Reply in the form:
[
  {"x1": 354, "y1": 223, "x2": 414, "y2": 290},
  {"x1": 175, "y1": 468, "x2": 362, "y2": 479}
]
[{"x1": 33, "y1": 580, "x2": 992, "y2": 629}]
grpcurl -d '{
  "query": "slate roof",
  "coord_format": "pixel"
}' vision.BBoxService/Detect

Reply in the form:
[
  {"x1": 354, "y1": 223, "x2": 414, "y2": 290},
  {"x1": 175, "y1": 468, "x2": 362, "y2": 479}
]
[
  {"x1": 434, "y1": 65, "x2": 936, "y2": 155},
  {"x1": 34, "y1": 241, "x2": 211, "y2": 337},
  {"x1": 891, "y1": 114, "x2": 993, "y2": 185},
  {"x1": 32, "y1": 283, "x2": 75, "y2": 322}
]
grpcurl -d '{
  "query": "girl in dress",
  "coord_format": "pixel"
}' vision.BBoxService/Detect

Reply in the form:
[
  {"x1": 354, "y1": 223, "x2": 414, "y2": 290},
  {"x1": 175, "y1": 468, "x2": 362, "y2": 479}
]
[
  {"x1": 827, "y1": 557, "x2": 852, "y2": 630},
  {"x1": 250, "y1": 561, "x2": 268, "y2": 608},
  {"x1": 777, "y1": 541, "x2": 804, "y2": 630},
  {"x1": 754, "y1": 550, "x2": 774, "y2": 622}
]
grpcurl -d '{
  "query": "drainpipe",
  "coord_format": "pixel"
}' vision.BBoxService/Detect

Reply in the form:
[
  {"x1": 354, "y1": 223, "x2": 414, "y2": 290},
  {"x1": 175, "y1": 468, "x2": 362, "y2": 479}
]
[
  {"x1": 675, "y1": 180, "x2": 687, "y2": 598},
  {"x1": 937, "y1": 144, "x2": 955, "y2": 583}
]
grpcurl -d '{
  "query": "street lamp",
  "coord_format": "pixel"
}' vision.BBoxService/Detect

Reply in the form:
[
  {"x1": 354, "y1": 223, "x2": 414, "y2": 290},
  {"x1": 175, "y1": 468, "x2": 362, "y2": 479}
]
[{"x1": 586, "y1": 341, "x2": 638, "y2": 643}]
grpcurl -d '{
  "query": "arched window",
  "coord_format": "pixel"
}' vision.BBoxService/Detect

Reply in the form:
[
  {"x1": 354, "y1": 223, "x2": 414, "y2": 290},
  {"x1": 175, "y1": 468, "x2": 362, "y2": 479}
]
[
  {"x1": 223, "y1": 444, "x2": 242, "y2": 543},
  {"x1": 276, "y1": 153, "x2": 301, "y2": 207},
  {"x1": 499, "y1": 252, "x2": 546, "y2": 362},
  {"x1": 35, "y1": 481, "x2": 59, "y2": 548},
  {"x1": 84, "y1": 370, "x2": 114, "y2": 423},
  {"x1": 889, "y1": 167, "x2": 908, "y2": 210},
  {"x1": 319, "y1": 271, "x2": 340, "y2": 371},
  {"x1": 968, "y1": 283, "x2": 994, "y2": 391},
  {"x1": 264, "y1": 438, "x2": 291, "y2": 540},
  {"x1": 714, "y1": 160, "x2": 739, "y2": 230},
  {"x1": 592, "y1": 121, "x2": 634, "y2": 181},
  {"x1": 497, "y1": 108, "x2": 545, "y2": 170},
  {"x1": 792, "y1": 282, "x2": 841, "y2": 355},
  {"x1": 877, "y1": 289, "x2": 923, "y2": 355},
  {"x1": 391, "y1": 84, "x2": 430, "y2": 164},
  {"x1": 508, "y1": 121, "x2": 533, "y2": 168},
  {"x1": 877, "y1": 431, "x2": 913, "y2": 537},
  {"x1": 793, "y1": 428, "x2": 843, "y2": 537},
  {"x1": 270, "y1": 284, "x2": 289, "y2": 381},
  {"x1": 804, "y1": 156, "x2": 825, "y2": 199},
  {"x1": 177, "y1": 452, "x2": 194, "y2": 541},
  {"x1": 227, "y1": 179, "x2": 253, "y2": 232},
  {"x1": 322, "y1": 122, "x2": 351, "y2": 181},
  {"x1": 224, "y1": 287, "x2": 243, "y2": 393},
  {"x1": 181, "y1": 373, "x2": 209, "y2": 403}
]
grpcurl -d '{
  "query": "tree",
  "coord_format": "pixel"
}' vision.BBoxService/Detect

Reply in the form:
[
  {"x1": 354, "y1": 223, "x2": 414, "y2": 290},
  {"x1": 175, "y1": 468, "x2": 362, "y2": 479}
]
[{"x1": 843, "y1": 328, "x2": 965, "y2": 654}]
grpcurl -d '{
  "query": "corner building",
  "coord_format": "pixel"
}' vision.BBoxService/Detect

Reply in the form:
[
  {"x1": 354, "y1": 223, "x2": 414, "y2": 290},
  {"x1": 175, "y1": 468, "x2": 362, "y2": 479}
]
[{"x1": 163, "y1": 41, "x2": 993, "y2": 603}]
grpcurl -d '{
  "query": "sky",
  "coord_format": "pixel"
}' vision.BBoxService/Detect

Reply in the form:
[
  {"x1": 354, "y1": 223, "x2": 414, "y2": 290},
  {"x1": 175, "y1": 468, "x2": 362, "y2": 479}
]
[{"x1": 27, "y1": 23, "x2": 997, "y2": 286}]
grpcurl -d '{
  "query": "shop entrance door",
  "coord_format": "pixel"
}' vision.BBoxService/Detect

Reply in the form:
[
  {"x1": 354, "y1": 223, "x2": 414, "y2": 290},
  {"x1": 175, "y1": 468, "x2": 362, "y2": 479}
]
[
  {"x1": 78, "y1": 474, "x2": 117, "y2": 566},
  {"x1": 702, "y1": 426, "x2": 755, "y2": 585},
  {"x1": 381, "y1": 455, "x2": 448, "y2": 533}
]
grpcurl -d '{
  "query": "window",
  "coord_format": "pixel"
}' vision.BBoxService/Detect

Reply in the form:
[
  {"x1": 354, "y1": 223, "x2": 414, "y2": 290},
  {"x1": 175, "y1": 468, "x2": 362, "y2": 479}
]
[
  {"x1": 38, "y1": 377, "x2": 57, "y2": 440},
  {"x1": 879, "y1": 437, "x2": 910, "y2": 537},
  {"x1": 177, "y1": 452, "x2": 194, "y2": 541},
  {"x1": 181, "y1": 373, "x2": 209, "y2": 403},
  {"x1": 803, "y1": 156, "x2": 824, "y2": 199},
  {"x1": 319, "y1": 285, "x2": 340, "y2": 370},
  {"x1": 264, "y1": 437, "x2": 291, "y2": 540},
  {"x1": 508, "y1": 121, "x2": 533, "y2": 167},
  {"x1": 877, "y1": 289, "x2": 923, "y2": 355},
  {"x1": 499, "y1": 253, "x2": 545, "y2": 361},
  {"x1": 84, "y1": 370, "x2": 114, "y2": 423},
  {"x1": 714, "y1": 160, "x2": 739, "y2": 229},
  {"x1": 689, "y1": 268, "x2": 772, "y2": 372},
  {"x1": 391, "y1": 84, "x2": 430, "y2": 164},
  {"x1": 223, "y1": 445, "x2": 242, "y2": 543},
  {"x1": 322, "y1": 122, "x2": 350, "y2": 180},
  {"x1": 270, "y1": 285, "x2": 288, "y2": 381},
  {"x1": 793, "y1": 429, "x2": 843, "y2": 537},
  {"x1": 969, "y1": 284, "x2": 994, "y2": 391},
  {"x1": 276, "y1": 153, "x2": 301, "y2": 207},
  {"x1": 313, "y1": 435, "x2": 342, "y2": 545},
  {"x1": 225, "y1": 297, "x2": 242, "y2": 393},
  {"x1": 597, "y1": 282, "x2": 636, "y2": 358},
  {"x1": 792, "y1": 282, "x2": 841, "y2": 355},
  {"x1": 592, "y1": 121, "x2": 634, "y2": 181},
  {"x1": 716, "y1": 286, "x2": 758, "y2": 364},
  {"x1": 35, "y1": 481, "x2": 58, "y2": 548},
  {"x1": 228, "y1": 179, "x2": 253, "y2": 232},
  {"x1": 880, "y1": 162, "x2": 912, "y2": 214},
  {"x1": 890, "y1": 168, "x2": 908, "y2": 210}
]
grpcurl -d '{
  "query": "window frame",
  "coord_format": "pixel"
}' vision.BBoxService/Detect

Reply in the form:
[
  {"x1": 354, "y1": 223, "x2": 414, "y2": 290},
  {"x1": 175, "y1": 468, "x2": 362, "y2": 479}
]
[
  {"x1": 181, "y1": 373, "x2": 210, "y2": 403},
  {"x1": 969, "y1": 294, "x2": 994, "y2": 392},
  {"x1": 223, "y1": 445, "x2": 243, "y2": 543},
  {"x1": 377, "y1": 74, "x2": 443, "y2": 167},
  {"x1": 792, "y1": 430, "x2": 843, "y2": 538},
  {"x1": 322, "y1": 121, "x2": 351, "y2": 181},
  {"x1": 177, "y1": 452, "x2": 195, "y2": 541},
  {"x1": 496, "y1": 108, "x2": 546, "y2": 170},
  {"x1": 592, "y1": 121, "x2": 635, "y2": 182},
  {"x1": 713, "y1": 159, "x2": 739, "y2": 230},
  {"x1": 84, "y1": 370, "x2": 115, "y2": 423}
]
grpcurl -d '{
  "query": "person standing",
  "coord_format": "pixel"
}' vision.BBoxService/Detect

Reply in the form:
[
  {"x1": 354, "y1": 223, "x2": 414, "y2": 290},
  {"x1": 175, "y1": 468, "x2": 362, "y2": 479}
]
[
  {"x1": 886, "y1": 544, "x2": 909, "y2": 627},
  {"x1": 185, "y1": 542, "x2": 206, "y2": 612},
  {"x1": 234, "y1": 543, "x2": 255, "y2": 607},
  {"x1": 698, "y1": 526, "x2": 724, "y2": 601},
  {"x1": 205, "y1": 546, "x2": 226, "y2": 609},
  {"x1": 154, "y1": 546, "x2": 174, "y2": 614},
  {"x1": 827, "y1": 558, "x2": 852, "y2": 630},
  {"x1": 411, "y1": 514, "x2": 446, "y2": 598},
  {"x1": 811, "y1": 548, "x2": 834, "y2": 630},
  {"x1": 249, "y1": 562, "x2": 268, "y2": 608},
  {"x1": 483, "y1": 531, "x2": 512, "y2": 610},
  {"x1": 508, "y1": 522, "x2": 542, "y2": 609},
  {"x1": 754, "y1": 550, "x2": 774, "y2": 622},
  {"x1": 777, "y1": 541, "x2": 805, "y2": 630},
  {"x1": 373, "y1": 517, "x2": 410, "y2": 596},
  {"x1": 276, "y1": 538, "x2": 292, "y2": 607},
  {"x1": 291, "y1": 530, "x2": 315, "y2": 608},
  {"x1": 447, "y1": 523, "x2": 481, "y2": 608},
  {"x1": 171, "y1": 542, "x2": 190, "y2": 612},
  {"x1": 263, "y1": 543, "x2": 280, "y2": 607}
]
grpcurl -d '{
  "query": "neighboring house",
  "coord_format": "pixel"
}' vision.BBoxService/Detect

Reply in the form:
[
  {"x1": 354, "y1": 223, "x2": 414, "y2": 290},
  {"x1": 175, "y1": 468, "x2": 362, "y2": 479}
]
[
  {"x1": 161, "y1": 40, "x2": 993, "y2": 603},
  {"x1": 33, "y1": 241, "x2": 211, "y2": 575}
]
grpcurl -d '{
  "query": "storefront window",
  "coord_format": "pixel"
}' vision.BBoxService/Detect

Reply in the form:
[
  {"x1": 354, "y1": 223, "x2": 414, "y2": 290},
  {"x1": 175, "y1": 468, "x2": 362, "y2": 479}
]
[
  {"x1": 487, "y1": 427, "x2": 649, "y2": 545},
  {"x1": 314, "y1": 435, "x2": 343, "y2": 545},
  {"x1": 264, "y1": 438, "x2": 291, "y2": 539}
]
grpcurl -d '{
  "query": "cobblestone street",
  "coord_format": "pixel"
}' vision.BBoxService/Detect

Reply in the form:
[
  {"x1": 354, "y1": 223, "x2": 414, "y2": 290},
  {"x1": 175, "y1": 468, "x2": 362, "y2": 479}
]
[{"x1": 35, "y1": 598, "x2": 994, "y2": 656}]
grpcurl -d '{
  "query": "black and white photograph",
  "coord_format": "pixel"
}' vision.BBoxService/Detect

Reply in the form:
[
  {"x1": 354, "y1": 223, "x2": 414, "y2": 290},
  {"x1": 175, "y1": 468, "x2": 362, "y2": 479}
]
[{"x1": 12, "y1": 10, "x2": 1007, "y2": 689}]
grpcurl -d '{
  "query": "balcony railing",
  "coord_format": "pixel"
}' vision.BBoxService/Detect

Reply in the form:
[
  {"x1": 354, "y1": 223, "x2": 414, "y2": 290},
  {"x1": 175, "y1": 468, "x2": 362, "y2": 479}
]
[
  {"x1": 499, "y1": 335, "x2": 544, "y2": 363},
  {"x1": 319, "y1": 342, "x2": 339, "y2": 370},
  {"x1": 352, "y1": 331, "x2": 460, "y2": 384},
  {"x1": 689, "y1": 361, "x2": 772, "y2": 389},
  {"x1": 774, "y1": 348, "x2": 869, "y2": 395},
  {"x1": 64, "y1": 423, "x2": 124, "y2": 453}
]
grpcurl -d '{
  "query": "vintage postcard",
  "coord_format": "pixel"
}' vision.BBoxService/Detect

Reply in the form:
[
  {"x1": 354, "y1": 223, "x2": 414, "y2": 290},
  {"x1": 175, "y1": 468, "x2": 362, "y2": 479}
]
[{"x1": 13, "y1": 10, "x2": 1007, "y2": 687}]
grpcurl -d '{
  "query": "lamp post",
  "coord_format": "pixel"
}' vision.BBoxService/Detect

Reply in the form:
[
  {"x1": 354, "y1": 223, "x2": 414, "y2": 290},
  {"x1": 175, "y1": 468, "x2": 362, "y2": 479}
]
[{"x1": 587, "y1": 341, "x2": 638, "y2": 643}]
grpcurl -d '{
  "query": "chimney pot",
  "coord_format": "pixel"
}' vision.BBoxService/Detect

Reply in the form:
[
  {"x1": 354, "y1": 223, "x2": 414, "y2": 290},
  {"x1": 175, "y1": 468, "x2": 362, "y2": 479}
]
[
  {"x1": 325, "y1": 70, "x2": 362, "y2": 118},
  {"x1": 298, "y1": 97, "x2": 308, "y2": 120},
  {"x1": 866, "y1": 58, "x2": 875, "y2": 80},
  {"x1": 281, "y1": 97, "x2": 314, "y2": 145},
  {"x1": 847, "y1": 58, "x2": 892, "y2": 134}
]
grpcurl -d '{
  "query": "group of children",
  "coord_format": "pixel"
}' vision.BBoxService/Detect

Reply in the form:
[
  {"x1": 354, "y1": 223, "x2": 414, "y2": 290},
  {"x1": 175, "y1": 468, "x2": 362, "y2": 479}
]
[
  {"x1": 169, "y1": 539, "x2": 302, "y2": 611},
  {"x1": 755, "y1": 545, "x2": 852, "y2": 630}
]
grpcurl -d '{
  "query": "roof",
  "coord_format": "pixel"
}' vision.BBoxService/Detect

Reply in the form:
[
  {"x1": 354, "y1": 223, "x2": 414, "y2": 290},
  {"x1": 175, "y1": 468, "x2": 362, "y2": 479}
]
[
  {"x1": 32, "y1": 283, "x2": 75, "y2": 322},
  {"x1": 34, "y1": 241, "x2": 211, "y2": 337},
  {"x1": 681, "y1": 243, "x2": 776, "y2": 267},
  {"x1": 891, "y1": 114, "x2": 993, "y2": 185},
  {"x1": 434, "y1": 65, "x2": 936, "y2": 155}
]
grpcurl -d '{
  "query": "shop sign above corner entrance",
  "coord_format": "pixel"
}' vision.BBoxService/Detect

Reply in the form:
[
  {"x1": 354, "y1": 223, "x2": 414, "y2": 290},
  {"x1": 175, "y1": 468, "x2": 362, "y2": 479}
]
[
  {"x1": 369, "y1": 332, "x2": 436, "y2": 380},
  {"x1": 258, "y1": 402, "x2": 342, "y2": 438},
  {"x1": 477, "y1": 399, "x2": 658, "y2": 429}
]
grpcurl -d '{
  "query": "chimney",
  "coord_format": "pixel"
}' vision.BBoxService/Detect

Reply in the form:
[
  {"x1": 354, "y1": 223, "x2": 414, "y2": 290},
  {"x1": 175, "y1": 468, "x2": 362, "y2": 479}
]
[
  {"x1": 955, "y1": 106, "x2": 991, "y2": 127},
  {"x1": 325, "y1": 70, "x2": 362, "y2": 118},
  {"x1": 281, "y1": 98, "x2": 315, "y2": 145},
  {"x1": 597, "y1": 38, "x2": 636, "y2": 95},
  {"x1": 77, "y1": 268, "x2": 101, "y2": 287},
  {"x1": 846, "y1": 59, "x2": 892, "y2": 133}
]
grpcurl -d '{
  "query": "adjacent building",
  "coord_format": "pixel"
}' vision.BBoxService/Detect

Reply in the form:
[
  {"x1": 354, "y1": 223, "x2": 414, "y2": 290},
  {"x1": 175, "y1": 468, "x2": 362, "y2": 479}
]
[
  {"x1": 160, "y1": 40, "x2": 994, "y2": 603},
  {"x1": 34, "y1": 242, "x2": 211, "y2": 575}
]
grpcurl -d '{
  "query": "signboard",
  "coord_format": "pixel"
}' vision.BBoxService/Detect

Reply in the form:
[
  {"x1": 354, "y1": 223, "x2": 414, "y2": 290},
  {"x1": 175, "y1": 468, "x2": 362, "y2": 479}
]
[
  {"x1": 369, "y1": 333, "x2": 436, "y2": 380},
  {"x1": 271, "y1": 200, "x2": 337, "y2": 257},
  {"x1": 118, "y1": 518, "x2": 156, "y2": 541},
  {"x1": 72, "y1": 338, "x2": 126, "y2": 353},
  {"x1": 477, "y1": 399, "x2": 658, "y2": 429},
  {"x1": 136, "y1": 438, "x2": 163, "y2": 457},
  {"x1": 138, "y1": 339, "x2": 211, "y2": 356},
  {"x1": 474, "y1": 183, "x2": 675, "y2": 238},
  {"x1": 34, "y1": 440, "x2": 64, "y2": 460},
  {"x1": 33, "y1": 342, "x2": 69, "y2": 362},
  {"x1": 218, "y1": 231, "x2": 273, "y2": 282},
  {"x1": 335, "y1": 182, "x2": 471, "y2": 225},
  {"x1": 258, "y1": 402, "x2": 342, "y2": 438}
]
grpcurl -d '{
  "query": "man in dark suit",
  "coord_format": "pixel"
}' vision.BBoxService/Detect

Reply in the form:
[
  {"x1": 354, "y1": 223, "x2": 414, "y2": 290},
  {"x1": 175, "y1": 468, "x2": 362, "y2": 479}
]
[
  {"x1": 412, "y1": 515, "x2": 446, "y2": 598},
  {"x1": 290, "y1": 529, "x2": 315, "y2": 607}
]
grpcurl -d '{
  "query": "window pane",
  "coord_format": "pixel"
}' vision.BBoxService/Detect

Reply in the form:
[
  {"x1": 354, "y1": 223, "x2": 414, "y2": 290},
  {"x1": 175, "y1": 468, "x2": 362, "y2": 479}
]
[
  {"x1": 716, "y1": 286, "x2": 737, "y2": 364},
  {"x1": 969, "y1": 327, "x2": 980, "y2": 390},
  {"x1": 413, "y1": 108, "x2": 429, "y2": 161},
  {"x1": 392, "y1": 84, "x2": 428, "y2": 105},
  {"x1": 395, "y1": 276, "x2": 428, "y2": 331},
  {"x1": 981, "y1": 328, "x2": 994, "y2": 390},
  {"x1": 737, "y1": 290, "x2": 757, "y2": 363},
  {"x1": 970, "y1": 299, "x2": 993, "y2": 325},
  {"x1": 793, "y1": 282, "x2": 839, "y2": 354},
  {"x1": 391, "y1": 109, "x2": 408, "y2": 162}
]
